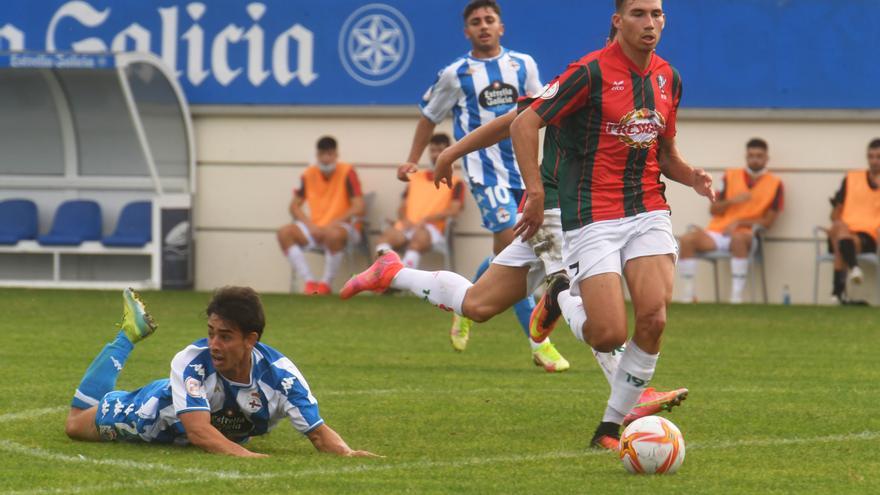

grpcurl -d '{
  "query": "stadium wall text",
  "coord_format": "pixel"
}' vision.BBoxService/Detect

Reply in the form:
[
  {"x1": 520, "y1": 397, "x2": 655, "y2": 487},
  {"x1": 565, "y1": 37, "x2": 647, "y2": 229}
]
[{"x1": 0, "y1": 0, "x2": 876, "y2": 108}]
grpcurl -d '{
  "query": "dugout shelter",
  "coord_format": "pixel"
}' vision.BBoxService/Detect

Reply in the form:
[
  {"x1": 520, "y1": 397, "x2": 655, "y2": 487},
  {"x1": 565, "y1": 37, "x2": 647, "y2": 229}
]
[{"x1": 0, "y1": 51, "x2": 195, "y2": 289}]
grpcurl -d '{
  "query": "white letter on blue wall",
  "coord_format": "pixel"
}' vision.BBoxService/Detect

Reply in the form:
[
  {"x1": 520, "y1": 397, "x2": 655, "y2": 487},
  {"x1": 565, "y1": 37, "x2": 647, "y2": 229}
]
[
  {"x1": 46, "y1": 1, "x2": 110, "y2": 52},
  {"x1": 211, "y1": 25, "x2": 244, "y2": 86},
  {"x1": 182, "y1": 3, "x2": 210, "y2": 85},
  {"x1": 272, "y1": 24, "x2": 317, "y2": 86},
  {"x1": 245, "y1": 3, "x2": 270, "y2": 86},
  {"x1": 0, "y1": 24, "x2": 25, "y2": 51}
]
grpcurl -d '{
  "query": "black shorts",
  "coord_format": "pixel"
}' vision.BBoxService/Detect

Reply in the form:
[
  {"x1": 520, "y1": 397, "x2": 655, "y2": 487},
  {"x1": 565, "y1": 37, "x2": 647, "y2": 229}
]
[{"x1": 827, "y1": 232, "x2": 878, "y2": 254}]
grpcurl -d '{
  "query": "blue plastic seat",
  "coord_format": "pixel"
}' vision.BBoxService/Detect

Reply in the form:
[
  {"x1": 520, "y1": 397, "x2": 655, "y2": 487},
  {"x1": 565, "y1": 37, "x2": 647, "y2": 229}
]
[
  {"x1": 102, "y1": 201, "x2": 152, "y2": 247},
  {"x1": 38, "y1": 200, "x2": 102, "y2": 246},
  {"x1": 0, "y1": 199, "x2": 38, "y2": 245}
]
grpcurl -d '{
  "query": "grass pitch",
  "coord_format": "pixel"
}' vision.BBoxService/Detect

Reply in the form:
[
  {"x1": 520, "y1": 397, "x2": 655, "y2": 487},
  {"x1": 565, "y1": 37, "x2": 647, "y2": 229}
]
[{"x1": 0, "y1": 288, "x2": 878, "y2": 494}]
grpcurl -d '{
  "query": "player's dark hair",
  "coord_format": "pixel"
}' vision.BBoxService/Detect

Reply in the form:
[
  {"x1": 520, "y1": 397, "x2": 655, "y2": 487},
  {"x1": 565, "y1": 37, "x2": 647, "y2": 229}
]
[
  {"x1": 430, "y1": 133, "x2": 451, "y2": 147},
  {"x1": 615, "y1": 0, "x2": 625, "y2": 12},
  {"x1": 868, "y1": 138, "x2": 880, "y2": 150},
  {"x1": 746, "y1": 138, "x2": 768, "y2": 151},
  {"x1": 463, "y1": 0, "x2": 501, "y2": 22},
  {"x1": 316, "y1": 136, "x2": 337, "y2": 151},
  {"x1": 206, "y1": 286, "x2": 266, "y2": 340}
]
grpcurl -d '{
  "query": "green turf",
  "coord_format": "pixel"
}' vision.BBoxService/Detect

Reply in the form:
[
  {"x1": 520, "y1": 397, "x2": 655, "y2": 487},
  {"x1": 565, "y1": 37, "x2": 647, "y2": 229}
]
[{"x1": 0, "y1": 288, "x2": 878, "y2": 494}]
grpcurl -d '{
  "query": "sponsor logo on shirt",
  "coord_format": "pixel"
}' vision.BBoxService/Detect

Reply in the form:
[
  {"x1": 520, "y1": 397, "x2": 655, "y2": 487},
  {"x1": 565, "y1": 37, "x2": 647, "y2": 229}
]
[
  {"x1": 605, "y1": 108, "x2": 667, "y2": 149},
  {"x1": 612, "y1": 80, "x2": 626, "y2": 91},
  {"x1": 281, "y1": 376, "x2": 295, "y2": 394},
  {"x1": 479, "y1": 80, "x2": 518, "y2": 108},
  {"x1": 189, "y1": 364, "x2": 206, "y2": 379}
]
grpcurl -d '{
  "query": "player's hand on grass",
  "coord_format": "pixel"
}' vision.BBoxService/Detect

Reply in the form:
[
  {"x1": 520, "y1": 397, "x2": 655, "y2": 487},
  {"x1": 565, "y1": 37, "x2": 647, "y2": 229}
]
[
  {"x1": 397, "y1": 163, "x2": 419, "y2": 182},
  {"x1": 243, "y1": 451, "x2": 270, "y2": 458},
  {"x1": 513, "y1": 192, "x2": 544, "y2": 241},
  {"x1": 433, "y1": 149, "x2": 455, "y2": 189},
  {"x1": 692, "y1": 168, "x2": 715, "y2": 202}
]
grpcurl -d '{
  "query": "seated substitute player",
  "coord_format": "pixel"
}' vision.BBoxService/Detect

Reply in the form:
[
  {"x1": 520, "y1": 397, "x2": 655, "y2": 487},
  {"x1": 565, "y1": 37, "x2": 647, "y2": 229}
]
[
  {"x1": 677, "y1": 138, "x2": 783, "y2": 304},
  {"x1": 277, "y1": 136, "x2": 365, "y2": 295},
  {"x1": 826, "y1": 138, "x2": 880, "y2": 303},
  {"x1": 375, "y1": 133, "x2": 465, "y2": 269},
  {"x1": 64, "y1": 287, "x2": 378, "y2": 458}
]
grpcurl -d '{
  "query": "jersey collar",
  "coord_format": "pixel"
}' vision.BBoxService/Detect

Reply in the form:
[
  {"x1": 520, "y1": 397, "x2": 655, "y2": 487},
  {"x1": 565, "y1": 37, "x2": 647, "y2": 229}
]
[
  {"x1": 607, "y1": 41, "x2": 656, "y2": 76},
  {"x1": 467, "y1": 46, "x2": 506, "y2": 62}
]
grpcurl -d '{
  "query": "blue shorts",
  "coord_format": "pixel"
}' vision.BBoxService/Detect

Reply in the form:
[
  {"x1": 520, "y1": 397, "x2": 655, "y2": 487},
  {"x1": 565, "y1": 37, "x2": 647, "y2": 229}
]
[
  {"x1": 470, "y1": 183, "x2": 524, "y2": 233},
  {"x1": 94, "y1": 380, "x2": 182, "y2": 444}
]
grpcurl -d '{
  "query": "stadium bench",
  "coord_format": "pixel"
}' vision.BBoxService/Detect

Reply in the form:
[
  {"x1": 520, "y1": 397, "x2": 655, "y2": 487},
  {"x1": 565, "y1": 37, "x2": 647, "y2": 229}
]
[
  {"x1": 0, "y1": 199, "x2": 38, "y2": 245},
  {"x1": 0, "y1": 199, "x2": 159, "y2": 289},
  {"x1": 37, "y1": 200, "x2": 103, "y2": 246},
  {"x1": 102, "y1": 201, "x2": 152, "y2": 247}
]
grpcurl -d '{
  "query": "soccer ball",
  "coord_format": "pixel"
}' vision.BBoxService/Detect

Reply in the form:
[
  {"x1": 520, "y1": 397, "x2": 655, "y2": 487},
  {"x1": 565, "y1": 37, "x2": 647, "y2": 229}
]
[{"x1": 619, "y1": 416, "x2": 686, "y2": 474}]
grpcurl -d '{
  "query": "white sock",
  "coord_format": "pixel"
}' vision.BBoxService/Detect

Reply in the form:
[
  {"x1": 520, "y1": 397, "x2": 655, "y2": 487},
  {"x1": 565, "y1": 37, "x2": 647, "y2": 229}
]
[
  {"x1": 677, "y1": 258, "x2": 697, "y2": 303},
  {"x1": 730, "y1": 257, "x2": 749, "y2": 302},
  {"x1": 392, "y1": 268, "x2": 471, "y2": 314},
  {"x1": 286, "y1": 245, "x2": 314, "y2": 281},
  {"x1": 375, "y1": 242, "x2": 392, "y2": 255},
  {"x1": 593, "y1": 344, "x2": 624, "y2": 386},
  {"x1": 603, "y1": 341, "x2": 658, "y2": 425},
  {"x1": 322, "y1": 250, "x2": 344, "y2": 284},
  {"x1": 558, "y1": 289, "x2": 588, "y2": 343},
  {"x1": 402, "y1": 249, "x2": 421, "y2": 269},
  {"x1": 529, "y1": 337, "x2": 551, "y2": 351}
]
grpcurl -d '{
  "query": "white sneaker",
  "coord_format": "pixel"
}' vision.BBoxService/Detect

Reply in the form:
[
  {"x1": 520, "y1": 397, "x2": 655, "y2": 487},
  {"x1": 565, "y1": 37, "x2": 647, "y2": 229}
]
[
  {"x1": 730, "y1": 295, "x2": 743, "y2": 305},
  {"x1": 849, "y1": 266, "x2": 864, "y2": 285}
]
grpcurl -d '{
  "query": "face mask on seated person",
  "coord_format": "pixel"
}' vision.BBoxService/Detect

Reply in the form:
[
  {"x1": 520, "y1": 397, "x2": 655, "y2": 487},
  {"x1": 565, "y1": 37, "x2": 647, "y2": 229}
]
[{"x1": 318, "y1": 161, "x2": 337, "y2": 174}]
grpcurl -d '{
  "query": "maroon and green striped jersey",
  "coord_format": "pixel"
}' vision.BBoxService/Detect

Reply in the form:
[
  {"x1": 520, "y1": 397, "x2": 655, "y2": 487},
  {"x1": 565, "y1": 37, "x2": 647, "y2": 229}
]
[{"x1": 528, "y1": 42, "x2": 683, "y2": 231}]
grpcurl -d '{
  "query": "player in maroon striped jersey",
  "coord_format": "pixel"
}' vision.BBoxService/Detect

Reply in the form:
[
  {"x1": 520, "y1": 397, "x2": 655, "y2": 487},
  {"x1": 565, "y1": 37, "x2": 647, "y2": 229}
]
[{"x1": 510, "y1": 0, "x2": 714, "y2": 450}]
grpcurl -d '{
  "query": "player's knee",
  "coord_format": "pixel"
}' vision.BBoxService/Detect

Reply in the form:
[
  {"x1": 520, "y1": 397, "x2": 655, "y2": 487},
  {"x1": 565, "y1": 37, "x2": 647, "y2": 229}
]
[
  {"x1": 591, "y1": 333, "x2": 626, "y2": 353},
  {"x1": 64, "y1": 415, "x2": 84, "y2": 440},
  {"x1": 587, "y1": 321, "x2": 626, "y2": 352},
  {"x1": 461, "y1": 299, "x2": 495, "y2": 323}
]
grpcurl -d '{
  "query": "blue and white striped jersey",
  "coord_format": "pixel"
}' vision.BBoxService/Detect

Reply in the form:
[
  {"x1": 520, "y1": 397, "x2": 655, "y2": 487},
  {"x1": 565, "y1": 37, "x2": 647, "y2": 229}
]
[
  {"x1": 420, "y1": 48, "x2": 542, "y2": 189},
  {"x1": 95, "y1": 339, "x2": 323, "y2": 444}
]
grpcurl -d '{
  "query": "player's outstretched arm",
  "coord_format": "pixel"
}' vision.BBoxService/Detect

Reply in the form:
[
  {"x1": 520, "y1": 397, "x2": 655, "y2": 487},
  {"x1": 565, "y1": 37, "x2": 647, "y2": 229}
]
[
  {"x1": 658, "y1": 137, "x2": 715, "y2": 202},
  {"x1": 306, "y1": 424, "x2": 382, "y2": 458},
  {"x1": 179, "y1": 411, "x2": 268, "y2": 458},
  {"x1": 399, "y1": 116, "x2": 438, "y2": 182},
  {"x1": 434, "y1": 110, "x2": 517, "y2": 188},
  {"x1": 510, "y1": 108, "x2": 546, "y2": 241}
]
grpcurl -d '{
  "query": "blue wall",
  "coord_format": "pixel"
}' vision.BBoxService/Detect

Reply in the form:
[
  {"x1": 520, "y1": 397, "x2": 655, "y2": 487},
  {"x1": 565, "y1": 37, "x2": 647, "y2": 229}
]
[{"x1": 0, "y1": 0, "x2": 876, "y2": 108}]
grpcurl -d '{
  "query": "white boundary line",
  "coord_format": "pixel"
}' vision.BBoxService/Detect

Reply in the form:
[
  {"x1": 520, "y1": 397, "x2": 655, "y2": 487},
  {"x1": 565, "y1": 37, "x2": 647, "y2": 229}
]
[
  {"x1": 2, "y1": 430, "x2": 878, "y2": 494},
  {"x1": 0, "y1": 407, "x2": 68, "y2": 422}
]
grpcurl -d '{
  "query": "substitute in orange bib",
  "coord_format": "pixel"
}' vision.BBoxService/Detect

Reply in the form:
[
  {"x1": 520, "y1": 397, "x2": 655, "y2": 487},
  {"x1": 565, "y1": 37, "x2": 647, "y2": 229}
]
[
  {"x1": 375, "y1": 134, "x2": 465, "y2": 268},
  {"x1": 277, "y1": 136, "x2": 365, "y2": 295},
  {"x1": 826, "y1": 138, "x2": 880, "y2": 303},
  {"x1": 677, "y1": 138, "x2": 783, "y2": 304}
]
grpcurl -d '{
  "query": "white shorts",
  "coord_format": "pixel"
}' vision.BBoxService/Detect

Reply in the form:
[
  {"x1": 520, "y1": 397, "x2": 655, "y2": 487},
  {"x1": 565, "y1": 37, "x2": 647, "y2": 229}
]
[
  {"x1": 492, "y1": 208, "x2": 565, "y2": 295},
  {"x1": 563, "y1": 210, "x2": 678, "y2": 297},
  {"x1": 403, "y1": 224, "x2": 446, "y2": 252},
  {"x1": 705, "y1": 230, "x2": 731, "y2": 252},
  {"x1": 295, "y1": 221, "x2": 361, "y2": 251}
]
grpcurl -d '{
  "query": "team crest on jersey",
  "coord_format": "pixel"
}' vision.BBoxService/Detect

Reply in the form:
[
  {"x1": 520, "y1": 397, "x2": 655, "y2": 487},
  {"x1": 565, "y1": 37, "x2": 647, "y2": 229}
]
[
  {"x1": 239, "y1": 390, "x2": 263, "y2": 414},
  {"x1": 496, "y1": 207, "x2": 511, "y2": 224},
  {"x1": 479, "y1": 81, "x2": 518, "y2": 108},
  {"x1": 537, "y1": 81, "x2": 559, "y2": 100},
  {"x1": 605, "y1": 108, "x2": 667, "y2": 149},
  {"x1": 185, "y1": 377, "x2": 205, "y2": 398}
]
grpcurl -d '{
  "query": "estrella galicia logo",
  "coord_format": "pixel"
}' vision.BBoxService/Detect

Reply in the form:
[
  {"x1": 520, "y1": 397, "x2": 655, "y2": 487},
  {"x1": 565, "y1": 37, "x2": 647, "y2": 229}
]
[
  {"x1": 339, "y1": 3, "x2": 415, "y2": 87},
  {"x1": 479, "y1": 80, "x2": 518, "y2": 109}
]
